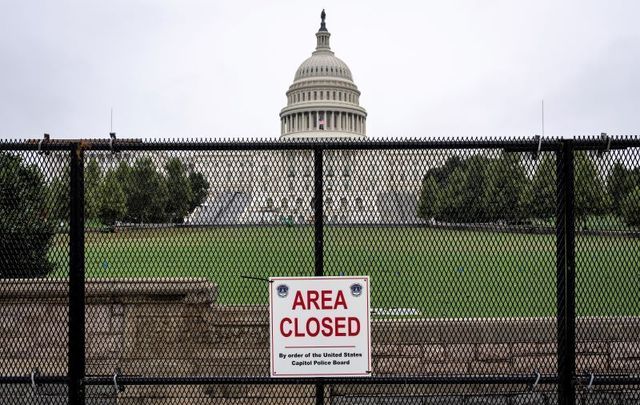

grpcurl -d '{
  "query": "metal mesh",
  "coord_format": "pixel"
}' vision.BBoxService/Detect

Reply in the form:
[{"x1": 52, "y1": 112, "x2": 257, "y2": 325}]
[
  {"x1": 573, "y1": 147, "x2": 640, "y2": 391},
  {"x1": 0, "y1": 138, "x2": 639, "y2": 404}
]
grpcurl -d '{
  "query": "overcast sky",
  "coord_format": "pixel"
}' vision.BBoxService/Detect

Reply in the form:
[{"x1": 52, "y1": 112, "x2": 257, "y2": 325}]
[{"x1": 1, "y1": 0, "x2": 639, "y2": 140}]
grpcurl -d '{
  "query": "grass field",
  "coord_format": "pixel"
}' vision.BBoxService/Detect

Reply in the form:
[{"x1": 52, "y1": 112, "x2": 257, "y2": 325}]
[{"x1": 49, "y1": 226, "x2": 640, "y2": 317}]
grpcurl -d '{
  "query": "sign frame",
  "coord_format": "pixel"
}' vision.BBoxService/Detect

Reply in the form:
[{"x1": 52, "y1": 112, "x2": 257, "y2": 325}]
[{"x1": 269, "y1": 276, "x2": 372, "y2": 378}]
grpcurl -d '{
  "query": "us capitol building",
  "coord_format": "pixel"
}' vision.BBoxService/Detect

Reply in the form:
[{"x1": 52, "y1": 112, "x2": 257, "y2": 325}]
[{"x1": 187, "y1": 11, "x2": 430, "y2": 225}]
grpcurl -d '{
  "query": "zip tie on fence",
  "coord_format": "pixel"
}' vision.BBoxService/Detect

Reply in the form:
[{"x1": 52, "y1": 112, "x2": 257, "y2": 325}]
[
  {"x1": 38, "y1": 133, "x2": 50, "y2": 155},
  {"x1": 530, "y1": 369, "x2": 540, "y2": 392},
  {"x1": 587, "y1": 372, "x2": 594, "y2": 391},
  {"x1": 113, "y1": 371, "x2": 120, "y2": 395},
  {"x1": 532, "y1": 135, "x2": 542, "y2": 160},
  {"x1": 109, "y1": 132, "x2": 117, "y2": 154},
  {"x1": 597, "y1": 133, "x2": 610, "y2": 158},
  {"x1": 31, "y1": 368, "x2": 39, "y2": 396}
]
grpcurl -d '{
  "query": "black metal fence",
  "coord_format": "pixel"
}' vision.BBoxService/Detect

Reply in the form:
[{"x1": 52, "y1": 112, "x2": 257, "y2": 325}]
[{"x1": 1, "y1": 137, "x2": 639, "y2": 404}]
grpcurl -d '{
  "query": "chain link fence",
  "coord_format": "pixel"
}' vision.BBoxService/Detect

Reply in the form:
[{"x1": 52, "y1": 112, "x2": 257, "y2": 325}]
[{"x1": 0, "y1": 137, "x2": 638, "y2": 404}]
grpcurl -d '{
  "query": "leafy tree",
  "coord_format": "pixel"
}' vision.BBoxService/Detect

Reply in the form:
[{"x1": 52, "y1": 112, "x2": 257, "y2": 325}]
[
  {"x1": 417, "y1": 174, "x2": 441, "y2": 219},
  {"x1": 47, "y1": 168, "x2": 70, "y2": 223},
  {"x1": 621, "y1": 187, "x2": 640, "y2": 228},
  {"x1": 418, "y1": 153, "x2": 534, "y2": 224},
  {"x1": 606, "y1": 162, "x2": 635, "y2": 215},
  {"x1": 575, "y1": 152, "x2": 609, "y2": 230},
  {"x1": 97, "y1": 170, "x2": 127, "y2": 226},
  {"x1": 462, "y1": 155, "x2": 492, "y2": 221},
  {"x1": 85, "y1": 157, "x2": 102, "y2": 221},
  {"x1": 126, "y1": 158, "x2": 168, "y2": 223},
  {"x1": 0, "y1": 152, "x2": 54, "y2": 278},
  {"x1": 438, "y1": 166, "x2": 471, "y2": 223},
  {"x1": 188, "y1": 171, "x2": 209, "y2": 211},
  {"x1": 164, "y1": 158, "x2": 193, "y2": 223},
  {"x1": 531, "y1": 154, "x2": 556, "y2": 220},
  {"x1": 485, "y1": 153, "x2": 532, "y2": 223}
]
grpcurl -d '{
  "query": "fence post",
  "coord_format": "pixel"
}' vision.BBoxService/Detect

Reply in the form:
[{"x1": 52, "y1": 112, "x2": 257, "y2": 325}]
[
  {"x1": 556, "y1": 139, "x2": 576, "y2": 404},
  {"x1": 313, "y1": 147, "x2": 324, "y2": 405},
  {"x1": 69, "y1": 143, "x2": 86, "y2": 405}
]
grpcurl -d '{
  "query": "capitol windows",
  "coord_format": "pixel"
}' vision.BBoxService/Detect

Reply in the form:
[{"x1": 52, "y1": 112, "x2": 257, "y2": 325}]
[
  {"x1": 302, "y1": 93, "x2": 305, "y2": 101},
  {"x1": 314, "y1": 91, "x2": 317, "y2": 100},
  {"x1": 333, "y1": 91, "x2": 336, "y2": 100},
  {"x1": 320, "y1": 91, "x2": 323, "y2": 100}
]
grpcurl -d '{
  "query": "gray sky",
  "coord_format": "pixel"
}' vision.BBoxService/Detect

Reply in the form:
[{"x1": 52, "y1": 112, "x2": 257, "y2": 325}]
[{"x1": 1, "y1": 0, "x2": 639, "y2": 140}]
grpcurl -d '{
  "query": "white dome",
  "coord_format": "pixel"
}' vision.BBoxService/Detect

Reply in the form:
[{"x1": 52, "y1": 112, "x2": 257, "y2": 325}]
[{"x1": 294, "y1": 54, "x2": 353, "y2": 81}]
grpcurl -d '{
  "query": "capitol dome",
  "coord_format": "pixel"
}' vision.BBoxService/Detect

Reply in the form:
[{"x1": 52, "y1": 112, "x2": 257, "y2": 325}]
[
  {"x1": 280, "y1": 10, "x2": 367, "y2": 139},
  {"x1": 294, "y1": 54, "x2": 353, "y2": 81}
]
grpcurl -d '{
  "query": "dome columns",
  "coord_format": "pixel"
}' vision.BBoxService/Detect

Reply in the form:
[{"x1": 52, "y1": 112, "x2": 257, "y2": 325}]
[{"x1": 281, "y1": 109, "x2": 366, "y2": 137}]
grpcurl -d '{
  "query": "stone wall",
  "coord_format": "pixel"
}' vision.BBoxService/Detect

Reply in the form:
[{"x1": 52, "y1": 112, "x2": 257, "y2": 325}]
[{"x1": 1, "y1": 279, "x2": 638, "y2": 403}]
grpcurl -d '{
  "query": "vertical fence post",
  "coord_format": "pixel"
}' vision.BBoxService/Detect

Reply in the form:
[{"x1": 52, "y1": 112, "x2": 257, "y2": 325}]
[
  {"x1": 313, "y1": 147, "x2": 324, "y2": 405},
  {"x1": 69, "y1": 143, "x2": 85, "y2": 405},
  {"x1": 556, "y1": 139, "x2": 576, "y2": 404}
]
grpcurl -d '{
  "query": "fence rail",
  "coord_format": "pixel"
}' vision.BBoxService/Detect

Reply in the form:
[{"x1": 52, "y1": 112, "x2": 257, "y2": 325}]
[{"x1": 1, "y1": 136, "x2": 639, "y2": 404}]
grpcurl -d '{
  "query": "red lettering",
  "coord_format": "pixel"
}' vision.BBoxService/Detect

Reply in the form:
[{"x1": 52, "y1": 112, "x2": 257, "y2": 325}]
[
  {"x1": 306, "y1": 317, "x2": 320, "y2": 336},
  {"x1": 321, "y1": 290, "x2": 332, "y2": 309},
  {"x1": 334, "y1": 290, "x2": 347, "y2": 309},
  {"x1": 334, "y1": 317, "x2": 346, "y2": 336},
  {"x1": 280, "y1": 317, "x2": 292, "y2": 337},
  {"x1": 292, "y1": 291, "x2": 305, "y2": 310},
  {"x1": 321, "y1": 317, "x2": 334, "y2": 336},
  {"x1": 293, "y1": 318, "x2": 304, "y2": 337},
  {"x1": 281, "y1": 316, "x2": 361, "y2": 337},
  {"x1": 348, "y1": 317, "x2": 360, "y2": 336},
  {"x1": 307, "y1": 290, "x2": 320, "y2": 310}
]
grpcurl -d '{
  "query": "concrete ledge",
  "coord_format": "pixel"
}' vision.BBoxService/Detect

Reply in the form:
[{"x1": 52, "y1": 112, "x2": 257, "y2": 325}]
[{"x1": 0, "y1": 278, "x2": 217, "y2": 304}]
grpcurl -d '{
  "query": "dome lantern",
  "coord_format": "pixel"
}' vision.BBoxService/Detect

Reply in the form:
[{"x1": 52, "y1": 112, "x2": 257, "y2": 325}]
[{"x1": 315, "y1": 9, "x2": 331, "y2": 53}]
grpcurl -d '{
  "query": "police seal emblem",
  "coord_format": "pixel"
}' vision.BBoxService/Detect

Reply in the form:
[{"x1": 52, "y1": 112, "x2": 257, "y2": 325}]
[
  {"x1": 276, "y1": 284, "x2": 289, "y2": 298},
  {"x1": 350, "y1": 283, "x2": 363, "y2": 297}
]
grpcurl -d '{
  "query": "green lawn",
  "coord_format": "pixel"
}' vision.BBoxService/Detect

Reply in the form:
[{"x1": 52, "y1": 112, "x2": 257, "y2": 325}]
[{"x1": 49, "y1": 226, "x2": 640, "y2": 317}]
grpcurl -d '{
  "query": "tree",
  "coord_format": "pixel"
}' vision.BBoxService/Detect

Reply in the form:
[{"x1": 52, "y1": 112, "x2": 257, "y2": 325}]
[
  {"x1": 85, "y1": 157, "x2": 102, "y2": 221},
  {"x1": 417, "y1": 174, "x2": 441, "y2": 220},
  {"x1": 531, "y1": 154, "x2": 556, "y2": 220},
  {"x1": 438, "y1": 166, "x2": 471, "y2": 223},
  {"x1": 47, "y1": 168, "x2": 69, "y2": 223},
  {"x1": 188, "y1": 171, "x2": 209, "y2": 212},
  {"x1": 97, "y1": 170, "x2": 127, "y2": 226},
  {"x1": 417, "y1": 154, "x2": 494, "y2": 223},
  {"x1": 621, "y1": 187, "x2": 640, "y2": 228},
  {"x1": 606, "y1": 162, "x2": 635, "y2": 216},
  {"x1": 126, "y1": 158, "x2": 168, "y2": 223},
  {"x1": 485, "y1": 152, "x2": 532, "y2": 223},
  {"x1": 164, "y1": 158, "x2": 193, "y2": 223},
  {"x1": 0, "y1": 152, "x2": 54, "y2": 278},
  {"x1": 575, "y1": 152, "x2": 609, "y2": 230}
]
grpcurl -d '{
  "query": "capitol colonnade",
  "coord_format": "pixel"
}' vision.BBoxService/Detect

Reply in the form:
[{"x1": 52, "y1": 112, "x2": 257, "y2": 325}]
[{"x1": 281, "y1": 111, "x2": 366, "y2": 135}]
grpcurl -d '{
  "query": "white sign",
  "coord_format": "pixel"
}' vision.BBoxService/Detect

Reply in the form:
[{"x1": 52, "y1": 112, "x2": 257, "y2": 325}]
[{"x1": 269, "y1": 276, "x2": 371, "y2": 378}]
